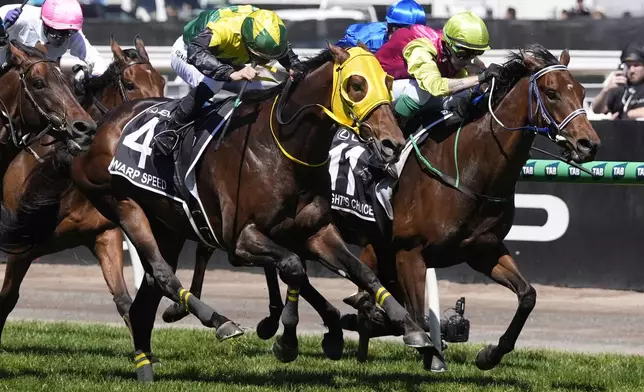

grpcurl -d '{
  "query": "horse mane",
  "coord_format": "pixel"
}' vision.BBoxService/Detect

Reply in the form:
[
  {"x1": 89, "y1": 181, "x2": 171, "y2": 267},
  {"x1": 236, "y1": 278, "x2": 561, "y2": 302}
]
[
  {"x1": 490, "y1": 43, "x2": 561, "y2": 108},
  {"x1": 242, "y1": 49, "x2": 334, "y2": 103},
  {"x1": 85, "y1": 49, "x2": 146, "y2": 94},
  {"x1": 0, "y1": 40, "x2": 49, "y2": 78}
]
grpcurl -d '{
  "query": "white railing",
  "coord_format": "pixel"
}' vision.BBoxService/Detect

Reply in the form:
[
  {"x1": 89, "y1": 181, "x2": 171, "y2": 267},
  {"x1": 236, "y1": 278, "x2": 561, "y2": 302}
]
[{"x1": 59, "y1": 46, "x2": 623, "y2": 77}]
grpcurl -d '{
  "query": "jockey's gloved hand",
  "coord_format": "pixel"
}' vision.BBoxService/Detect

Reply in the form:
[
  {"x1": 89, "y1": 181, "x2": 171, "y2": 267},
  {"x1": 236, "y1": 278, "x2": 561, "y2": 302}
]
[
  {"x1": 289, "y1": 62, "x2": 306, "y2": 83},
  {"x1": 478, "y1": 63, "x2": 503, "y2": 83},
  {"x1": 3, "y1": 7, "x2": 22, "y2": 28},
  {"x1": 72, "y1": 64, "x2": 90, "y2": 94}
]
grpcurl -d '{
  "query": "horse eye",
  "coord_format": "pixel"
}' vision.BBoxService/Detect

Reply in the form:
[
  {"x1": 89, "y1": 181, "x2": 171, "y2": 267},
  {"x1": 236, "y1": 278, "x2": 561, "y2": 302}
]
[
  {"x1": 545, "y1": 89, "x2": 557, "y2": 100},
  {"x1": 33, "y1": 79, "x2": 45, "y2": 90},
  {"x1": 351, "y1": 82, "x2": 363, "y2": 92},
  {"x1": 124, "y1": 81, "x2": 136, "y2": 91}
]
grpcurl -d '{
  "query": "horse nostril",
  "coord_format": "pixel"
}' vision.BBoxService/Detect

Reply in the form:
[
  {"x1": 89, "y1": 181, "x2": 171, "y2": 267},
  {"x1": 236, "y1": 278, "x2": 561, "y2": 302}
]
[
  {"x1": 381, "y1": 138, "x2": 402, "y2": 157},
  {"x1": 577, "y1": 138, "x2": 599, "y2": 153},
  {"x1": 72, "y1": 120, "x2": 97, "y2": 136}
]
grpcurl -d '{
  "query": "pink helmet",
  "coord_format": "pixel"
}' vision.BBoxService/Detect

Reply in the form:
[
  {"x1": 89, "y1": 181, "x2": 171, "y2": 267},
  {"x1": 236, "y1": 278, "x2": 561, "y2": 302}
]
[{"x1": 41, "y1": 0, "x2": 84, "y2": 31}]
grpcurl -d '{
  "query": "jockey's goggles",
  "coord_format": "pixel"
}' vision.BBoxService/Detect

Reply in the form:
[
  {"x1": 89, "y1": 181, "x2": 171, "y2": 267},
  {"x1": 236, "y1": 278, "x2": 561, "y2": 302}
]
[
  {"x1": 448, "y1": 43, "x2": 485, "y2": 60},
  {"x1": 44, "y1": 25, "x2": 76, "y2": 40}
]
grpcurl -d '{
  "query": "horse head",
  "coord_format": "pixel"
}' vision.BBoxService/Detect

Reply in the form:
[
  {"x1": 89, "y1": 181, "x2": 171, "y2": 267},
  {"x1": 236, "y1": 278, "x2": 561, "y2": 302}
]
[
  {"x1": 1, "y1": 40, "x2": 96, "y2": 154},
  {"x1": 510, "y1": 46, "x2": 600, "y2": 162},
  {"x1": 326, "y1": 42, "x2": 405, "y2": 165}
]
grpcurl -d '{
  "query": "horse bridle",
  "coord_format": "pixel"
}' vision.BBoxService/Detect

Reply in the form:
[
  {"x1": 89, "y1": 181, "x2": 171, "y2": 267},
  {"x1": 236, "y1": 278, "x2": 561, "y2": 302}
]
[
  {"x1": 92, "y1": 60, "x2": 149, "y2": 114},
  {"x1": 488, "y1": 64, "x2": 587, "y2": 141},
  {"x1": 0, "y1": 59, "x2": 73, "y2": 153}
]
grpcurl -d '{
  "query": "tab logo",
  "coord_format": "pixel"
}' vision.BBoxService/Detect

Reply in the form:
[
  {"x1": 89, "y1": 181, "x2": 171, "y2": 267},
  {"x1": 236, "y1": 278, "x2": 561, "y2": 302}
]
[
  {"x1": 637, "y1": 165, "x2": 644, "y2": 180},
  {"x1": 522, "y1": 161, "x2": 536, "y2": 177},
  {"x1": 612, "y1": 163, "x2": 627, "y2": 179},
  {"x1": 591, "y1": 163, "x2": 606, "y2": 178},
  {"x1": 545, "y1": 162, "x2": 559, "y2": 177},
  {"x1": 568, "y1": 166, "x2": 581, "y2": 177}
]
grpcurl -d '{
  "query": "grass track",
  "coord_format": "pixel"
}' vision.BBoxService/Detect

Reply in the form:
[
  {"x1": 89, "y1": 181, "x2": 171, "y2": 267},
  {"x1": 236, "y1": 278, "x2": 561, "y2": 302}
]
[{"x1": 0, "y1": 321, "x2": 642, "y2": 391}]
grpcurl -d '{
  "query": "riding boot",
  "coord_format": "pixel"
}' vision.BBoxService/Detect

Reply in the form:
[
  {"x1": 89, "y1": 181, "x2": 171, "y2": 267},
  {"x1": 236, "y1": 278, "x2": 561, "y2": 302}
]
[{"x1": 153, "y1": 82, "x2": 214, "y2": 156}]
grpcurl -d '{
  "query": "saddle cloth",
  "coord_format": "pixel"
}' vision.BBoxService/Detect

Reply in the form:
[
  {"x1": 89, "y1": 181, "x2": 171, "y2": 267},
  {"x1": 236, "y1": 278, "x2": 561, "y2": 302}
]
[{"x1": 108, "y1": 97, "x2": 235, "y2": 248}]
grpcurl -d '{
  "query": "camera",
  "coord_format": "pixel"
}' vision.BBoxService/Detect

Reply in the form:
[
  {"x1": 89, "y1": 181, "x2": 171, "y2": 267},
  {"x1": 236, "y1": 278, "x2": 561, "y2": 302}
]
[{"x1": 440, "y1": 297, "x2": 470, "y2": 343}]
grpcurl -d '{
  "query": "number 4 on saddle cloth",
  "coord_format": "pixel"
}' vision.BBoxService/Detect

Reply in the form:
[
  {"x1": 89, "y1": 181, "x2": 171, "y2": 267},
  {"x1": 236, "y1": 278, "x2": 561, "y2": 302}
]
[{"x1": 108, "y1": 97, "x2": 236, "y2": 248}]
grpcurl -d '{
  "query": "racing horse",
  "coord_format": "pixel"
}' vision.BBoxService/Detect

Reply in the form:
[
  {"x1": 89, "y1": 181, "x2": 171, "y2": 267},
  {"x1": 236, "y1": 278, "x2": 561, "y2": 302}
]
[
  {"x1": 0, "y1": 37, "x2": 165, "y2": 346},
  {"x1": 163, "y1": 44, "x2": 601, "y2": 372},
  {"x1": 0, "y1": 43, "x2": 433, "y2": 382},
  {"x1": 343, "y1": 44, "x2": 601, "y2": 371}
]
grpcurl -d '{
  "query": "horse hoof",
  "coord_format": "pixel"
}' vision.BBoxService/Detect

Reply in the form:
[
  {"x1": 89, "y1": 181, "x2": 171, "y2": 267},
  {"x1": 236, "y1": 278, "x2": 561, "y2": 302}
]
[
  {"x1": 475, "y1": 345, "x2": 502, "y2": 370},
  {"x1": 322, "y1": 331, "x2": 344, "y2": 360},
  {"x1": 215, "y1": 321, "x2": 244, "y2": 341},
  {"x1": 256, "y1": 317, "x2": 280, "y2": 340},
  {"x1": 162, "y1": 303, "x2": 190, "y2": 323},
  {"x1": 134, "y1": 353, "x2": 154, "y2": 382},
  {"x1": 272, "y1": 335, "x2": 299, "y2": 363},
  {"x1": 423, "y1": 352, "x2": 448, "y2": 372},
  {"x1": 403, "y1": 331, "x2": 432, "y2": 348}
]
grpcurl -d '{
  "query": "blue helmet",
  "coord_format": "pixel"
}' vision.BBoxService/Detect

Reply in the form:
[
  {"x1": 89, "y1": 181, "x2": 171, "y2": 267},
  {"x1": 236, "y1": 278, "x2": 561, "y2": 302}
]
[{"x1": 386, "y1": 0, "x2": 426, "y2": 26}]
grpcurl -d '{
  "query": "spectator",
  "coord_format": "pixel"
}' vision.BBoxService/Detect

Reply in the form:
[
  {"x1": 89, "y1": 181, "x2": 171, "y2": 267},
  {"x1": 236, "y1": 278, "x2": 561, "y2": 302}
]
[
  {"x1": 592, "y1": 43, "x2": 644, "y2": 120},
  {"x1": 505, "y1": 7, "x2": 516, "y2": 20},
  {"x1": 623, "y1": 11, "x2": 632, "y2": 18},
  {"x1": 560, "y1": 10, "x2": 569, "y2": 20},
  {"x1": 569, "y1": 0, "x2": 591, "y2": 17}
]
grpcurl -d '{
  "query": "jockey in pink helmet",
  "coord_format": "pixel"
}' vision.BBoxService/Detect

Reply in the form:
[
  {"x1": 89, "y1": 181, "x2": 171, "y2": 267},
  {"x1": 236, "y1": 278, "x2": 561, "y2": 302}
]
[{"x1": 0, "y1": 0, "x2": 107, "y2": 81}]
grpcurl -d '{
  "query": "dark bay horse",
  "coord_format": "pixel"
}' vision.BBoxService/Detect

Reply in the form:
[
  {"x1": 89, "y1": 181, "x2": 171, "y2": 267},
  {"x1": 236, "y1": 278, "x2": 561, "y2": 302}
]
[
  {"x1": 0, "y1": 43, "x2": 433, "y2": 382},
  {"x1": 0, "y1": 37, "x2": 165, "y2": 345},
  {"x1": 162, "y1": 44, "x2": 602, "y2": 373}
]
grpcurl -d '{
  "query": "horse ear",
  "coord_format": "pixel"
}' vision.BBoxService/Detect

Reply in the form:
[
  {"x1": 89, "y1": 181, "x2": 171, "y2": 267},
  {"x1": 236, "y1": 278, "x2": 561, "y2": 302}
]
[
  {"x1": 327, "y1": 41, "x2": 350, "y2": 64},
  {"x1": 8, "y1": 41, "x2": 28, "y2": 65},
  {"x1": 34, "y1": 41, "x2": 48, "y2": 55},
  {"x1": 559, "y1": 49, "x2": 570, "y2": 66},
  {"x1": 134, "y1": 35, "x2": 149, "y2": 62},
  {"x1": 110, "y1": 35, "x2": 126, "y2": 64},
  {"x1": 356, "y1": 40, "x2": 370, "y2": 53}
]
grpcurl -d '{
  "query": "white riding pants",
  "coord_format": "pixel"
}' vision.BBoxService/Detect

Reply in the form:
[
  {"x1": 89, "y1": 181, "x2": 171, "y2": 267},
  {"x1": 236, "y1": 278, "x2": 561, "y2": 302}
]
[
  {"x1": 392, "y1": 78, "x2": 434, "y2": 107},
  {"x1": 170, "y1": 36, "x2": 285, "y2": 94}
]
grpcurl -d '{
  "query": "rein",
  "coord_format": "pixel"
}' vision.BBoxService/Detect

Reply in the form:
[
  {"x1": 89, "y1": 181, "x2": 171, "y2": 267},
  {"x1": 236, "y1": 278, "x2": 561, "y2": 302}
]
[
  {"x1": 413, "y1": 63, "x2": 589, "y2": 203},
  {"x1": 0, "y1": 59, "x2": 72, "y2": 159}
]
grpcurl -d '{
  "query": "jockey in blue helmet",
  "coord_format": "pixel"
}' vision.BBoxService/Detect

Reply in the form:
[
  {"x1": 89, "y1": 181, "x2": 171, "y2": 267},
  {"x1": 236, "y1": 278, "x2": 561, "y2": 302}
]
[{"x1": 336, "y1": 0, "x2": 426, "y2": 53}]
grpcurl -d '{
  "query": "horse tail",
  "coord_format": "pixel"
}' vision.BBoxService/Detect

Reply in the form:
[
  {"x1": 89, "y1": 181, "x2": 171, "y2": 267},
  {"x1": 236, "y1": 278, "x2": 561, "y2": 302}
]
[{"x1": 0, "y1": 148, "x2": 74, "y2": 254}]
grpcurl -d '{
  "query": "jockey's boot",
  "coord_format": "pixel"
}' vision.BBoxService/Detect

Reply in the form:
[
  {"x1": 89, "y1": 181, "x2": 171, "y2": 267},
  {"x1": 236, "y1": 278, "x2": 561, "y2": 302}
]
[{"x1": 153, "y1": 82, "x2": 213, "y2": 156}]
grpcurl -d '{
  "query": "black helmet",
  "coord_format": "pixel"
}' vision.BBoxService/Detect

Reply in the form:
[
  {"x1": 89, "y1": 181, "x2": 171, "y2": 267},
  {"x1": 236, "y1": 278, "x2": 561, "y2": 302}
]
[{"x1": 620, "y1": 43, "x2": 644, "y2": 63}]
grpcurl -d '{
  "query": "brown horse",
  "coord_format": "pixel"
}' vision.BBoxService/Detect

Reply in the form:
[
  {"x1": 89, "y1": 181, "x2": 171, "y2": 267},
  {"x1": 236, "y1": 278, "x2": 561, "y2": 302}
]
[
  {"x1": 336, "y1": 45, "x2": 601, "y2": 372},
  {"x1": 0, "y1": 37, "x2": 165, "y2": 345},
  {"x1": 162, "y1": 44, "x2": 602, "y2": 373},
  {"x1": 0, "y1": 41, "x2": 96, "y2": 180},
  {"x1": 0, "y1": 43, "x2": 431, "y2": 382}
]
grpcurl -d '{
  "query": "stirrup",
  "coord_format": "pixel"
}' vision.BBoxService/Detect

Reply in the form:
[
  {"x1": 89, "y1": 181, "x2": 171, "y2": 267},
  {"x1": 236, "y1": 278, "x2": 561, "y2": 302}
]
[{"x1": 153, "y1": 129, "x2": 180, "y2": 156}]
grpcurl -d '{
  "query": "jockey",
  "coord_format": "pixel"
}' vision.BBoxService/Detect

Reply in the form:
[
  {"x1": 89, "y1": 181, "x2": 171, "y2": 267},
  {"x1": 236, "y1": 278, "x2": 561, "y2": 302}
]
[
  {"x1": 375, "y1": 11, "x2": 502, "y2": 127},
  {"x1": 0, "y1": 0, "x2": 108, "y2": 90},
  {"x1": 336, "y1": 0, "x2": 426, "y2": 53},
  {"x1": 155, "y1": 5, "x2": 303, "y2": 156}
]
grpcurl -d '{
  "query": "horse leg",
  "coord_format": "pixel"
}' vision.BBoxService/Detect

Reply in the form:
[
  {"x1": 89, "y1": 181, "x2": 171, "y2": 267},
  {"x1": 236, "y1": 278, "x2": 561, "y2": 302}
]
[
  {"x1": 255, "y1": 267, "x2": 283, "y2": 340},
  {"x1": 234, "y1": 223, "x2": 307, "y2": 361},
  {"x1": 162, "y1": 242, "x2": 213, "y2": 323},
  {"x1": 396, "y1": 248, "x2": 447, "y2": 372},
  {"x1": 467, "y1": 243, "x2": 537, "y2": 370},
  {"x1": 90, "y1": 228, "x2": 133, "y2": 331},
  {"x1": 116, "y1": 201, "x2": 242, "y2": 382},
  {"x1": 307, "y1": 224, "x2": 431, "y2": 349},
  {"x1": 0, "y1": 253, "x2": 34, "y2": 345}
]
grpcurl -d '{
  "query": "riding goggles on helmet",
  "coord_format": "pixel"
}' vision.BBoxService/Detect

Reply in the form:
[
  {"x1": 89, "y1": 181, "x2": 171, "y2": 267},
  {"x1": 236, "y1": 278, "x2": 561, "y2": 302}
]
[
  {"x1": 44, "y1": 25, "x2": 75, "y2": 42},
  {"x1": 447, "y1": 43, "x2": 484, "y2": 60}
]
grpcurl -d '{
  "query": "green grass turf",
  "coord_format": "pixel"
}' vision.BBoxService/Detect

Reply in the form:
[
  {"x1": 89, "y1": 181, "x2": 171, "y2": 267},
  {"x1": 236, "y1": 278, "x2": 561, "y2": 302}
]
[{"x1": 0, "y1": 320, "x2": 642, "y2": 391}]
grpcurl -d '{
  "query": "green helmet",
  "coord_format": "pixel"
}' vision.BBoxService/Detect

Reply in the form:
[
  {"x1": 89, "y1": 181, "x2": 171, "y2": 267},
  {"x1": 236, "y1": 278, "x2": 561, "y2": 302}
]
[
  {"x1": 241, "y1": 10, "x2": 288, "y2": 60},
  {"x1": 442, "y1": 11, "x2": 490, "y2": 52}
]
